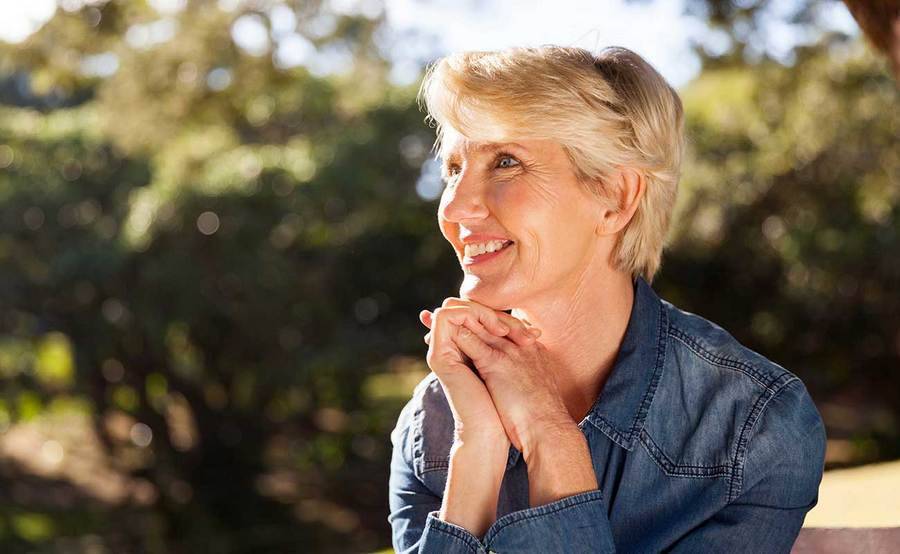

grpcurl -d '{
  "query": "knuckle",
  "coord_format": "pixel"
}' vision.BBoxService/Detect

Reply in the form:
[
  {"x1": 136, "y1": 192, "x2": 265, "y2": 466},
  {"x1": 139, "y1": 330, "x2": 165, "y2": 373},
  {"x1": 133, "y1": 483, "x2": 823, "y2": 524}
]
[
  {"x1": 492, "y1": 341, "x2": 510, "y2": 356},
  {"x1": 487, "y1": 347, "x2": 505, "y2": 365},
  {"x1": 441, "y1": 297, "x2": 462, "y2": 308}
]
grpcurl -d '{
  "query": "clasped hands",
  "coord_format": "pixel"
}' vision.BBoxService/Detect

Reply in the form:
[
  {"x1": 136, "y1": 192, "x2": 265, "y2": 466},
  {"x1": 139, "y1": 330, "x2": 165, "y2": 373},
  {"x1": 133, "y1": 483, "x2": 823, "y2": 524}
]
[{"x1": 420, "y1": 298, "x2": 575, "y2": 454}]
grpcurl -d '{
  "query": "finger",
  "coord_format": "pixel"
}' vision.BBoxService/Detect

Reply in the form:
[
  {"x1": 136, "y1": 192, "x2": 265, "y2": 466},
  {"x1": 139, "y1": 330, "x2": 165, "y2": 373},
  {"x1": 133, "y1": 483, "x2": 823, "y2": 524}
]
[
  {"x1": 426, "y1": 310, "x2": 475, "y2": 374},
  {"x1": 441, "y1": 298, "x2": 511, "y2": 337},
  {"x1": 431, "y1": 307, "x2": 511, "y2": 364},
  {"x1": 433, "y1": 306, "x2": 492, "y2": 336},
  {"x1": 459, "y1": 317, "x2": 509, "y2": 350},
  {"x1": 431, "y1": 307, "x2": 493, "y2": 357},
  {"x1": 493, "y1": 311, "x2": 540, "y2": 346},
  {"x1": 453, "y1": 325, "x2": 498, "y2": 367},
  {"x1": 419, "y1": 310, "x2": 433, "y2": 329},
  {"x1": 439, "y1": 299, "x2": 540, "y2": 346}
]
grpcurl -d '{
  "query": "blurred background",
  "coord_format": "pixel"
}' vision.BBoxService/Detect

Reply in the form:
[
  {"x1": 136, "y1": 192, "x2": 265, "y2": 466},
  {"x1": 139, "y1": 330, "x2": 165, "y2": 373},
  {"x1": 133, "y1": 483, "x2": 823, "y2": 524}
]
[{"x1": 0, "y1": 0, "x2": 897, "y2": 552}]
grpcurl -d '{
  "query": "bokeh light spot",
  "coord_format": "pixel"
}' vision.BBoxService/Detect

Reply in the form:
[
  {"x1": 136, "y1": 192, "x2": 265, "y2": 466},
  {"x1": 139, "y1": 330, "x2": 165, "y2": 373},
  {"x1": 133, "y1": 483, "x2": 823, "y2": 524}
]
[
  {"x1": 130, "y1": 422, "x2": 153, "y2": 447},
  {"x1": 197, "y1": 211, "x2": 220, "y2": 235}
]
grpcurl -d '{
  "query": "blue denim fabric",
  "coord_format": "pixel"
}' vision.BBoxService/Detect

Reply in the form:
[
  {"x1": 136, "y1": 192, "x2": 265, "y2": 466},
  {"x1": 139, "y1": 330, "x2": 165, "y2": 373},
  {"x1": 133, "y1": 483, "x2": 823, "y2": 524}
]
[{"x1": 388, "y1": 276, "x2": 827, "y2": 553}]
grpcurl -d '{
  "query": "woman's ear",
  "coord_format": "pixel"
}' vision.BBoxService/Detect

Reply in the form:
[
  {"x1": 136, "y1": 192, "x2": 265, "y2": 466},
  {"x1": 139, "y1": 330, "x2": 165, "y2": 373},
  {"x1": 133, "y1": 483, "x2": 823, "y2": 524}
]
[{"x1": 594, "y1": 167, "x2": 645, "y2": 236}]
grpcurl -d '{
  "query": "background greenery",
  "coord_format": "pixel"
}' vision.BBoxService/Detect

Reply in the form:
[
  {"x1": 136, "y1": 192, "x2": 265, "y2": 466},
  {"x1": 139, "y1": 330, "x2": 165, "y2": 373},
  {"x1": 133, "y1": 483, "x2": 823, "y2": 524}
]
[{"x1": 0, "y1": 0, "x2": 896, "y2": 552}]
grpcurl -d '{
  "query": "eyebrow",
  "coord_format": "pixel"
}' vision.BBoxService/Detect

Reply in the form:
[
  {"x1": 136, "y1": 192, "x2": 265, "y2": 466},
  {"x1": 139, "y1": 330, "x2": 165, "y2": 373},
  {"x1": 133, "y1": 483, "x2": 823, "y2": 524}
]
[{"x1": 442, "y1": 142, "x2": 528, "y2": 168}]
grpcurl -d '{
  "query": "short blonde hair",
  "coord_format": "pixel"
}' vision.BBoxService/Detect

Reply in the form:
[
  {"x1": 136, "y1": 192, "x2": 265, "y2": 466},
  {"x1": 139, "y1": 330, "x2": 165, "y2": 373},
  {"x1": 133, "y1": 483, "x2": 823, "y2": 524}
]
[{"x1": 417, "y1": 45, "x2": 685, "y2": 283}]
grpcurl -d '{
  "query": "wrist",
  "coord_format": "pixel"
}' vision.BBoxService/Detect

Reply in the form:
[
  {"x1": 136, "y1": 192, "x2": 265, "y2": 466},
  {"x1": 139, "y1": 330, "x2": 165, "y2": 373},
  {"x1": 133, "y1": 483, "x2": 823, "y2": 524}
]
[
  {"x1": 520, "y1": 413, "x2": 578, "y2": 457},
  {"x1": 523, "y1": 423, "x2": 598, "y2": 507},
  {"x1": 441, "y1": 436, "x2": 509, "y2": 537},
  {"x1": 450, "y1": 433, "x2": 510, "y2": 472},
  {"x1": 453, "y1": 425, "x2": 510, "y2": 450}
]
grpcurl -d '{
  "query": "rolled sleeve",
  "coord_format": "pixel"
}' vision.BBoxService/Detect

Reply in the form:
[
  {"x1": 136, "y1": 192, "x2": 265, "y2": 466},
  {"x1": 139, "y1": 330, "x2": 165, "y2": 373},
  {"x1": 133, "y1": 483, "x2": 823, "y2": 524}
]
[
  {"x1": 481, "y1": 490, "x2": 616, "y2": 553},
  {"x1": 420, "y1": 490, "x2": 616, "y2": 554},
  {"x1": 420, "y1": 511, "x2": 486, "y2": 553}
]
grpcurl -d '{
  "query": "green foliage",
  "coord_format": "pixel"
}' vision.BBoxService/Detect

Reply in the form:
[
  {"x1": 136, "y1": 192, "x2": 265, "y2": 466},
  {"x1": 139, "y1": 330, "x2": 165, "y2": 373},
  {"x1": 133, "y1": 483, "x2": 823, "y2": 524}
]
[
  {"x1": 662, "y1": 34, "x2": 900, "y2": 466},
  {"x1": 0, "y1": 2, "x2": 449, "y2": 552}
]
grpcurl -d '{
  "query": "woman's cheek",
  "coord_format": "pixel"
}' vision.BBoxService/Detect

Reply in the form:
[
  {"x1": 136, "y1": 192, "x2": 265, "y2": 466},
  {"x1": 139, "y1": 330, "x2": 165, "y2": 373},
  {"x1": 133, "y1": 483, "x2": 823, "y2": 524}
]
[{"x1": 494, "y1": 177, "x2": 530, "y2": 211}]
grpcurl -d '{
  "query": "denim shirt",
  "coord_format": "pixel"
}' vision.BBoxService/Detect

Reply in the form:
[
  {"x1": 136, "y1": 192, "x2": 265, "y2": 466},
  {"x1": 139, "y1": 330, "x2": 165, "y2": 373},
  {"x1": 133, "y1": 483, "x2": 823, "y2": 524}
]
[{"x1": 388, "y1": 276, "x2": 827, "y2": 553}]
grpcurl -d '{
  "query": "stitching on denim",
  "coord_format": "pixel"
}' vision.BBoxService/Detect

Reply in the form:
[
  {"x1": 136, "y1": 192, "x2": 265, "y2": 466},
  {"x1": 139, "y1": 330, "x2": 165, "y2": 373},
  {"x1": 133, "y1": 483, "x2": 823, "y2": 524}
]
[
  {"x1": 638, "y1": 429, "x2": 732, "y2": 478},
  {"x1": 428, "y1": 517, "x2": 482, "y2": 553},
  {"x1": 668, "y1": 326, "x2": 783, "y2": 391},
  {"x1": 590, "y1": 414, "x2": 633, "y2": 450},
  {"x1": 411, "y1": 403, "x2": 426, "y2": 478},
  {"x1": 727, "y1": 377, "x2": 797, "y2": 502},
  {"x1": 483, "y1": 490, "x2": 605, "y2": 546},
  {"x1": 628, "y1": 303, "x2": 669, "y2": 441},
  {"x1": 411, "y1": 373, "x2": 441, "y2": 479},
  {"x1": 421, "y1": 459, "x2": 449, "y2": 474},
  {"x1": 588, "y1": 302, "x2": 669, "y2": 451}
]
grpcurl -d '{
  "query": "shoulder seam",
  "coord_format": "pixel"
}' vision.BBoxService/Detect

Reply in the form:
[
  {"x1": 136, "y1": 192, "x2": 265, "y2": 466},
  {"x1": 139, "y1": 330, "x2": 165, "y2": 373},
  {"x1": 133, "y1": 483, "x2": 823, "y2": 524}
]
[
  {"x1": 668, "y1": 324, "x2": 788, "y2": 392},
  {"x1": 727, "y1": 375, "x2": 799, "y2": 502}
]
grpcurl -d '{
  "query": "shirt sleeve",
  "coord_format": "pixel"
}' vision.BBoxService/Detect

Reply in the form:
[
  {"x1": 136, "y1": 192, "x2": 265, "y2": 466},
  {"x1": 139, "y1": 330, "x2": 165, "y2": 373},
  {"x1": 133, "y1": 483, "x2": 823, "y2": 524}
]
[
  {"x1": 416, "y1": 491, "x2": 617, "y2": 553},
  {"x1": 388, "y1": 394, "x2": 482, "y2": 553},
  {"x1": 476, "y1": 489, "x2": 617, "y2": 553},
  {"x1": 388, "y1": 391, "x2": 618, "y2": 553},
  {"x1": 666, "y1": 378, "x2": 827, "y2": 553}
]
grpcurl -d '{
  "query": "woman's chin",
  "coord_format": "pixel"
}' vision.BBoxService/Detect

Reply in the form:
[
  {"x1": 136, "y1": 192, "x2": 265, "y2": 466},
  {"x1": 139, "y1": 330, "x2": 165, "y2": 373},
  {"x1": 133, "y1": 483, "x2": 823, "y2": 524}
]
[{"x1": 459, "y1": 276, "x2": 513, "y2": 309}]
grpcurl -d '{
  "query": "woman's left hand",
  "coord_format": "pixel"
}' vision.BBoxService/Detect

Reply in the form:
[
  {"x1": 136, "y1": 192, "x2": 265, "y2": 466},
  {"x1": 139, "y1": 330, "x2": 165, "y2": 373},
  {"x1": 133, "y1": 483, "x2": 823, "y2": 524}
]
[{"x1": 421, "y1": 298, "x2": 574, "y2": 453}]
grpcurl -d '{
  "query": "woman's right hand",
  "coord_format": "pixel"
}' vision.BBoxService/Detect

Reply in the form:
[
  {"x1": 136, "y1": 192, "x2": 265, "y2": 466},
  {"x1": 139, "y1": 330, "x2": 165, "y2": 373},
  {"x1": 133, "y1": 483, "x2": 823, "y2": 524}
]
[
  {"x1": 420, "y1": 300, "x2": 540, "y2": 536},
  {"x1": 420, "y1": 300, "x2": 538, "y2": 444}
]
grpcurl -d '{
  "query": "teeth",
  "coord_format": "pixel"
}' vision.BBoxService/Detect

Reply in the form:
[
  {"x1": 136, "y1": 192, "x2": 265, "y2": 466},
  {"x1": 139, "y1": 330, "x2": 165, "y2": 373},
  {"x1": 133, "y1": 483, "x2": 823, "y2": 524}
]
[{"x1": 464, "y1": 240, "x2": 510, "y2": 258}]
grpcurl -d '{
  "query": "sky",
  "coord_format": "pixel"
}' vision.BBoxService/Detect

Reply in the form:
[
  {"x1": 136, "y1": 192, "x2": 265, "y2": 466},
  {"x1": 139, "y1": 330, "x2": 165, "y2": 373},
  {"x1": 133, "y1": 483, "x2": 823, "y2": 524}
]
[{"x1": 0, "y1": 0, "x2": 860, "y2": 89}]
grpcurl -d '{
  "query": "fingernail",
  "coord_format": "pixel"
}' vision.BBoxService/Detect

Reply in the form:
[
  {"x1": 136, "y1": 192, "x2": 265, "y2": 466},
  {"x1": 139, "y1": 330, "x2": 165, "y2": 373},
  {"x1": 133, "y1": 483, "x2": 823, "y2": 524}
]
[
  {"x1": 529, "y1": 328, "x2": 542, "y2": 337},
  {"x1": 499, "y1": 323, "x2": 510, "y2": 334}
]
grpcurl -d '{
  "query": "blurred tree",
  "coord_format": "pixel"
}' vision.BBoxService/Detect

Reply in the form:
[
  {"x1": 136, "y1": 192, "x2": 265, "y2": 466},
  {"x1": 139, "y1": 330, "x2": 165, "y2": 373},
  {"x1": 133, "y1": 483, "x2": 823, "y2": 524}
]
[
  {"x1": 658, "y1": 31, "x2": 900, "y2": 464},
  {"x1": 678, "y1": 0, "x2": 899, "y2": 81},
  {"x1": 644, "y1": 0, "x2": 900, "y2": 467},
  {"x1": 0, "y1": 1, "x2": 454, "y2": 552}
]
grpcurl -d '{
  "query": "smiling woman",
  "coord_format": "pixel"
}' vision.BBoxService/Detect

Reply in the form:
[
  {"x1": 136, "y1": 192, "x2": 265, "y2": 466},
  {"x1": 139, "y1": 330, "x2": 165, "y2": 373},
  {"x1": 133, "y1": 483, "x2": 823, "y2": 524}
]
[{"x1": 388, "y1": 45, "x2": 825, "y2": 554}]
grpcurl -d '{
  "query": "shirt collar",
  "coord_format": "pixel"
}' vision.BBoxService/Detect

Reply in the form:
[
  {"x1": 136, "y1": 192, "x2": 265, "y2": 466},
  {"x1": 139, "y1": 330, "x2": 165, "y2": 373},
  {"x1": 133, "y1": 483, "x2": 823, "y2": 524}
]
[{"x1": 506, "y1": 275, "x2": 668, "y2": 469}]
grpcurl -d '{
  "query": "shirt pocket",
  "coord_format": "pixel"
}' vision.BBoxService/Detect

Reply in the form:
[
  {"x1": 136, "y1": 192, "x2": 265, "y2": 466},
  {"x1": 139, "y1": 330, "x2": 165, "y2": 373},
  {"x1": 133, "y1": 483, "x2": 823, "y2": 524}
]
[{"x1": 638, "y1": 428, "x2": 734, "y2": 479}]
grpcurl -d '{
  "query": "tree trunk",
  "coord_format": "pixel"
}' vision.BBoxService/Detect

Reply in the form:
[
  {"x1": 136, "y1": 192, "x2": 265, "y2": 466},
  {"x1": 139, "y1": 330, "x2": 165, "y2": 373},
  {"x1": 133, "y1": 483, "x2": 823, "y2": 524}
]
[{"x1": 842, "y1": 0, "x2": 900, "y2": 82}]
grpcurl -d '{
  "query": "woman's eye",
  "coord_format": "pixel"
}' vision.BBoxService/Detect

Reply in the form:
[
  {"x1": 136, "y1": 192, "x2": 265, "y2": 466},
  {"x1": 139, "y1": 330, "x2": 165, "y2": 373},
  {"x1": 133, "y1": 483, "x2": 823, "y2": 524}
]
[
  {"x1": 497, "y1": 155, "x2": 519, "y2": 169},
  {"x1": 442, "y1": 166, "x2": 461, "y2": 187}
]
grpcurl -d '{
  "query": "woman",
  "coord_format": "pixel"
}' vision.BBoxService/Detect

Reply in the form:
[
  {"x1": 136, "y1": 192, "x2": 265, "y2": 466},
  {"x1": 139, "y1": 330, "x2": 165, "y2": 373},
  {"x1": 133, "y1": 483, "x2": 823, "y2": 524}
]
[{"x1": 388, "y1": 45, "x2": 826, "y2": 553}]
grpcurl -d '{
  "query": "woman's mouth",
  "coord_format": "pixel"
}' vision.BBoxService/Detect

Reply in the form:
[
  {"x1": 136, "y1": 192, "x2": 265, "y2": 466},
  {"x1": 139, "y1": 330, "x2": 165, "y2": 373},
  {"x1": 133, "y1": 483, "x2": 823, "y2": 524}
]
[{"x1": 462, "y1": 240, "x2": 514, "y2": 266}]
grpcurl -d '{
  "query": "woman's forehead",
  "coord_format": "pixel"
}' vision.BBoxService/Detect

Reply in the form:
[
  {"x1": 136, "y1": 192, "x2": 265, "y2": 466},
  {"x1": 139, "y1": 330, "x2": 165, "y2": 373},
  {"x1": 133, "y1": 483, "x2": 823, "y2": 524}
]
[
  {"x1": 441, "y1": 130, "x2": 531, "y2": 159},
  {"x1": 444, "y1": 138, "x2": 521, "y2": 156},
  {"x1": 441, "y1": 133, "x2": 564, "y2": 164}
]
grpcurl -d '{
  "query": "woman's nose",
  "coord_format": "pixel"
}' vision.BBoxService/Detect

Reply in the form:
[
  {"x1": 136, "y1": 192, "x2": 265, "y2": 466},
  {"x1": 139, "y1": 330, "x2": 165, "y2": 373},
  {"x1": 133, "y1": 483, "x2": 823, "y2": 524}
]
[{"x1": 439, "y1": 173, "x2": 489, "y2": 223}]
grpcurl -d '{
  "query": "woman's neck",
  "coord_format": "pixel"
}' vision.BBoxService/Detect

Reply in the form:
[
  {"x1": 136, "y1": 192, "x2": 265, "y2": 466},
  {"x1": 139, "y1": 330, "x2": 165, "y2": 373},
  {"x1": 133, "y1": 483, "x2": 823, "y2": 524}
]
[{"x1": 509, "y1": 269, "x2": 635, "y2": 424}]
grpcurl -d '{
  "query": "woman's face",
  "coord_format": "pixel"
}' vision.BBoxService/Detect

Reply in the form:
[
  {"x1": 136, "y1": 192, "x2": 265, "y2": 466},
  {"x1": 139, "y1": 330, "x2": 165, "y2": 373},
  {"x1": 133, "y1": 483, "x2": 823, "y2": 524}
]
[{"x1": 438, "y1": 133, "x2": 611, "y2": 309}]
